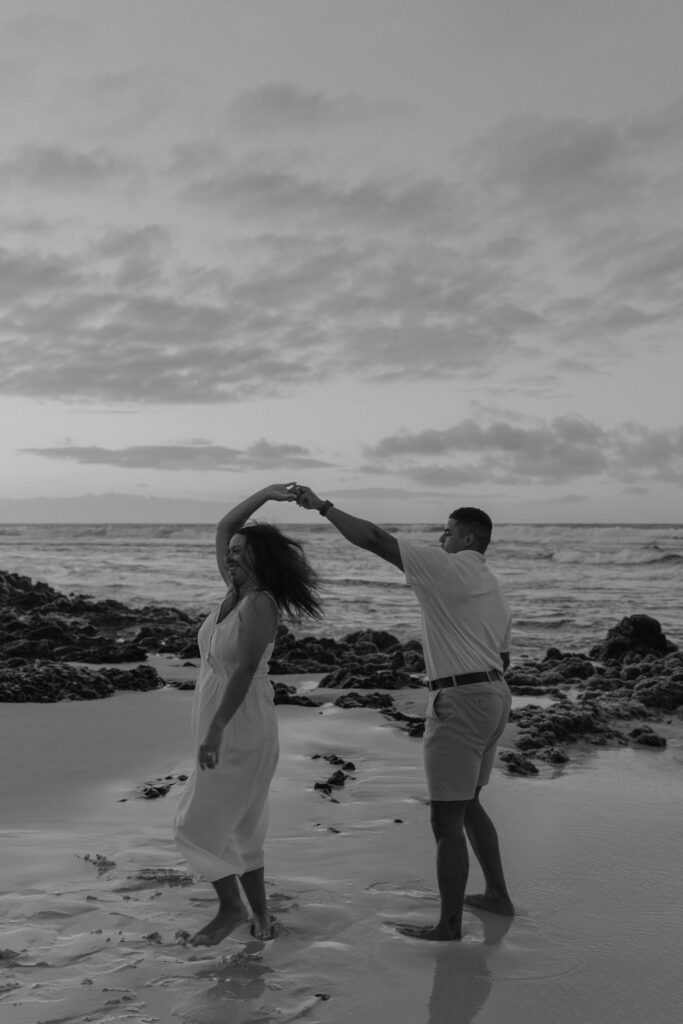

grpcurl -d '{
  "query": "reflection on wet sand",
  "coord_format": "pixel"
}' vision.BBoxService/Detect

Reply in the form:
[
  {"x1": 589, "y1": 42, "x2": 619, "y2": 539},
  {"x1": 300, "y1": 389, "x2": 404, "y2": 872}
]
[{"x1": 428, "y1": 911, "x2": 513, "y2": 1024}]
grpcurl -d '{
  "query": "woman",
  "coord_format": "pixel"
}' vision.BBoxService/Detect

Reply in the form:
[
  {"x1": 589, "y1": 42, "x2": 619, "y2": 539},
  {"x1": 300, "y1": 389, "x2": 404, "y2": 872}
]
[{"x1": 173, "y1": 483, "x2": 322, "y2": 945}]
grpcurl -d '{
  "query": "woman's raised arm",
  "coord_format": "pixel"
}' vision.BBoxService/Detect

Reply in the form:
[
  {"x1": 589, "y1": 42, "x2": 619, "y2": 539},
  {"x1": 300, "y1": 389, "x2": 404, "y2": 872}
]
[{"x1": 215, "y1": 484, "x2": 297, "y2": 584}]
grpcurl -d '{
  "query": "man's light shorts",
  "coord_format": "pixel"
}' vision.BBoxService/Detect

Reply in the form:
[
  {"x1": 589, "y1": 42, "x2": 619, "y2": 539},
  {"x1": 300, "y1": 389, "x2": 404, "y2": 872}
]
[{"x1": 423, "y1": 680, "x2": 512, "y2": 802}]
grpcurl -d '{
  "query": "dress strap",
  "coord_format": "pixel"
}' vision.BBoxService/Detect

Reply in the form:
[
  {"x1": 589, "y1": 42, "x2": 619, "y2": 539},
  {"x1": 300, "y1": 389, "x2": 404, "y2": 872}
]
[
  {"x1": 239, "y1": 589, "x2": 279, "y2": 628},
  {"x1": 260, "y1": 590, "x2": 278, "y2": 611}
]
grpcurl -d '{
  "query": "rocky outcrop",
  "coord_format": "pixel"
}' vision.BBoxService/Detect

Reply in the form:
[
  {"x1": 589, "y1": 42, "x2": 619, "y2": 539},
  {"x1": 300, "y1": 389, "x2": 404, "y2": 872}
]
[
  {"x1": 1, "y1": 573, "x2": 680, "y2": 777},
  {"x1": 0, "y1": 661, "x2": 163, "y2": 702},
  {"x1": 588, "y1": 614, "x2": 676, "y2": 662},
  {"x1": 0, "y1": 571, "x2": 426, "y2": 682},
  {"x1": 269, "y1": 626, "x2": 426, "y2": 676},
  {"x1": 0, "y1": 570, "x2": 199, "y2": 663},
  {"x1": 272, "y1": 681, "x2": 318, "y2": 707},
  {"x1": 317, "y1": 665, "x2": 423, "y2": 690}
]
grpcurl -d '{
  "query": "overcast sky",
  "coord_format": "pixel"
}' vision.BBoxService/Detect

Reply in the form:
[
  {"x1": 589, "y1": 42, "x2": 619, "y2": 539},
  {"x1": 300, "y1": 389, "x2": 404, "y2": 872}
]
[{"x1": 1, "y1": 0, "x2": 682, "y2": 523}]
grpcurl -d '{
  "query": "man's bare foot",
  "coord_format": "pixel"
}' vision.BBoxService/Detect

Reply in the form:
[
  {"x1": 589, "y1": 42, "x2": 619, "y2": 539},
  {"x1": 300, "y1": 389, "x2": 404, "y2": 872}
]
[
  {"x1": 250, "y1": 913, "x2": 277, "y2": 940},
  {"x1": 464, "y1": 893, "x2": 515, "y2": 916},
  {"x1": 189, "y1": 905, "x2": 249, "y2": 946},
  {"x1": 396, "y1": 923, "x2": 461, "y2": 941}
]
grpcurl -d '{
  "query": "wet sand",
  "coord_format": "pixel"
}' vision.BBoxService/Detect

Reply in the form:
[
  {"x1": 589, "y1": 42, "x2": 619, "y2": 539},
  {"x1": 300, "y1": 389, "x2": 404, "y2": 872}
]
[{"x1": 1, "y1": 672, "x2": 681, "y2": 1024}]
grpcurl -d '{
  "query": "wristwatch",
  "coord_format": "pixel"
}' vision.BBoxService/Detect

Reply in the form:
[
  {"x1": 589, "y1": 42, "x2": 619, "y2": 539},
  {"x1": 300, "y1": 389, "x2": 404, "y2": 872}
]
[{"x1": 318, "y1": 500, "x2": 334, "y2": 517}]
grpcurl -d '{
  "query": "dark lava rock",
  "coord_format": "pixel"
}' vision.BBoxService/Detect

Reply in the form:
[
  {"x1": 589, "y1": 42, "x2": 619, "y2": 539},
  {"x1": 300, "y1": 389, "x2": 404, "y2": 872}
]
[
  {"x1": 0, "y1": 571, "x2": 431, "y2": 697},
  {"x1": 269, "y1": 626, "x2": 347, "y2": 673},
  {"x1": 632, "y1": 674, "x2": 683, "y2": 712},
  {"x1": 535, "y1": 746, "x2": 570, "y2": 765},
  {"x1": 511, "y1": 699, "x2": 627, "y2": 752},
  {"x1": 382, "y1": 708, "x2": 426, "y2": 738},
  {"x1": 498, "y1": 750, "x2": 539, "y2": 775},
  {"x1": 628, "y1": 725, "x2": 667, "y2": 748},
  {"x1": 332, "y1": 690, "x2": 426, "y2": 738},
  {"x1": 313, "y1": 753, "x2": 357, "y2": 772},
  {"x1": 271, "y1": 681, "x2": 318, "y2": 707},
  {"x1": 168, "y1": 676, "x2": 197, "y2": 691},
  {"x1": 334, "y1": 691, "x2": 395, "y2": 710},
  {"x1": 136, "y1": 773, "x2": 189, "y2": 799},
  {"x1": 319, "y1": 666, "x2": 423, "y2": 690},
  {"x1": 342, "y1": 629, "x2": 401, "y2": 652},
  {"x1": 0, "y1": 569, "x2": 202, "y2": 664},
  {"x1": 589, "y1": 614, "x2": 675, "y2": 663},
  {"x1": 313, "y1": 755, "x2": 356, "y2": 796},
  {"x1": 269, "y1": 626, "x2": 425, "y2": 677},
  {"x1": 0, "y1": 661, "x2": 164, "y2": 702}
]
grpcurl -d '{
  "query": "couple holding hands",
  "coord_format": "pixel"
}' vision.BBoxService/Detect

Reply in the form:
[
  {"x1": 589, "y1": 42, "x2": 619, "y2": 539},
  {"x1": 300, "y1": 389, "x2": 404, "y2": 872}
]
[{"x1": 173, "y1": 483, "x2": 513, "y2": 946}]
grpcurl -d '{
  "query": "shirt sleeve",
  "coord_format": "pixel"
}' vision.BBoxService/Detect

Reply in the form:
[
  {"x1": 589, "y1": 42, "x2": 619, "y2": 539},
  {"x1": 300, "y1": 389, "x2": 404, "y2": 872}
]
[{"x1": 398, "y1": 539, "x2": 454, "y2": 592}]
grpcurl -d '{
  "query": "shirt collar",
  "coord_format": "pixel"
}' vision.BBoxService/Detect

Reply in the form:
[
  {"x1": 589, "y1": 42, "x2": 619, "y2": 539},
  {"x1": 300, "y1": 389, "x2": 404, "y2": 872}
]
[{"x1": 455, "y1": 549, "x2": 486, "y2": 563}]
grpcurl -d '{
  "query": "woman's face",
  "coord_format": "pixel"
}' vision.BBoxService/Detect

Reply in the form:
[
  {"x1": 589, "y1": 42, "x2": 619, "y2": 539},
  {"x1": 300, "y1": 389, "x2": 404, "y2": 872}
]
[{"x1": 225, "y1": 533, "x2": 256, "y2": 588}]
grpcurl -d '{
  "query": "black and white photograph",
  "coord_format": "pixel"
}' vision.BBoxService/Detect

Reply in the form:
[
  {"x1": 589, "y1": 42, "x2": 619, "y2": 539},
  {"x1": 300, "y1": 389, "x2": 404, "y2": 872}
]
[{"x1": 1, "y1": 3, "x2": 681, "y2": 1022}]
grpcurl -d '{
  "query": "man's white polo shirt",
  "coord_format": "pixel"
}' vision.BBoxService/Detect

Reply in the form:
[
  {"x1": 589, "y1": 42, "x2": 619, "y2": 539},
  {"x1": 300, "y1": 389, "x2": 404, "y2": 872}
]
[{"x1": 397, "y1": 541, "x2": 511, "y2": 681}]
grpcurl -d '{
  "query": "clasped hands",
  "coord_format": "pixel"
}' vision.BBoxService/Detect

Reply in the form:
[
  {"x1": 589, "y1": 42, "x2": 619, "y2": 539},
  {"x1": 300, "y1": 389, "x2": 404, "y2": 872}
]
[
  {"x1": 284, "y1": 483, "x2": 323, "y2": 511},
  {"x1": 266, "y1": 482, "x2": 324, "y2": 510}
]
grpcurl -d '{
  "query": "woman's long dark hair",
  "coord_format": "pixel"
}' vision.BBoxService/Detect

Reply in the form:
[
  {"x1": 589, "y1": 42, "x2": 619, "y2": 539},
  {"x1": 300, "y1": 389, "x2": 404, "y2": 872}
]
[{"x1": 237, "y1": 522, "x2": 323, "y2": 623}]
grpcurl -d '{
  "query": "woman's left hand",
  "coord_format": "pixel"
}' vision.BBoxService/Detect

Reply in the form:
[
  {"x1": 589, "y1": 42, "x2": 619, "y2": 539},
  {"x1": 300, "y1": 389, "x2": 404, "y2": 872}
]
[
  {"x1": 267, "y1": 482, "x2": 299, "y2": 502},
  {"x1": 198, "y1": 725, "x2": 223, "y2": 770}
]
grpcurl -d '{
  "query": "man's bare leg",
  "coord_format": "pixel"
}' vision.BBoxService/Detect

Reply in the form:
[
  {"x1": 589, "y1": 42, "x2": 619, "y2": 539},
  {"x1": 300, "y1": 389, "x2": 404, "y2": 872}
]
[
  {"x1": 397, "y1": 800, "x2": 469, "y2": 941},
  {"x1": 463, "y1": 787, "x2": 514, "y2": 916},
  {"x1": 240, "y1": 866, "x2": 276, "y2": 940},
  {"x1": 189, "y1": 874, "x2": 249, "y2": 946}
]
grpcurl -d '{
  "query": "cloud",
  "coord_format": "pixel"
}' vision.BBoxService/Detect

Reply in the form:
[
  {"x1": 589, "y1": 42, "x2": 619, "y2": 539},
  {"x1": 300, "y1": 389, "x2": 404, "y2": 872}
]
[
  {"x1": 183, "y1": 162, "x2": 461, "y2": 236},
  {"x1": 370, "y1": 417, "x2": 607, "y2": 457},
  {"x1": 622, "y1": 485, "x2": 649, "y2": 496},
  {"x1": 466, "y1": 100, "x2": 683, "y2": 226},
  {"x1": 0, "y1": 144, "x2": 141, "y2": 190},
  {"x1": 227, "y1": 82, "x2": 405, "y2": 135},
  {"x1": 527, "y1": 493, "x2": 588, "y2": 505},
  {"x1": 322, "y1": 486, "x2": 437, "y2": 500},
  {"x1": 613, "y1": 422, "x2": 683, "y2": 472},
  {"x1": 0, "y1": 218, "x2": 543, "y2": 402},
  {"x1": 365, "y1": 417, "x2": 683, "y2": 487},
  {"x1": 19, "y1": 440, "x2": 333, "y2": 472},
  {"x1": 1, "y1": 96, "x2": 682, "y2": 405},
  {"x1": 93, "y1": 225, "x2": 171, "y2": 289},
  {"x1": 0, "y1": 246, "x2": 83, "y2": 301},
  {"x1": 468, "y1": 114, "x2": 643, "y2": 221},
  {"x1": 610, "y1": 231, "x2": 683, "y2": 302},
  {"x1": 454, "y1": 101, "x2": 683, "y2": 356},
  {"x1": 361, "y1": 462, "x2": 487, "y2": 489}
]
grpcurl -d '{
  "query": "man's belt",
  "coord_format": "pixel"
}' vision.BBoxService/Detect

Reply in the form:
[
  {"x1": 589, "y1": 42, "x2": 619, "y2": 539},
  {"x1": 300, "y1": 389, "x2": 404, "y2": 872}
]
[{"x1": 427, "y1": 670, "x2": 503, "y2": 691}]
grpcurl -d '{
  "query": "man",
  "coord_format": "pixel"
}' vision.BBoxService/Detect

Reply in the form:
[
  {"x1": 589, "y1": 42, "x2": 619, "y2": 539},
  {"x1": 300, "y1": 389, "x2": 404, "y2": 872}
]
[{"x1": 292, "y1": 485, "x2": 514, "y2": 941}]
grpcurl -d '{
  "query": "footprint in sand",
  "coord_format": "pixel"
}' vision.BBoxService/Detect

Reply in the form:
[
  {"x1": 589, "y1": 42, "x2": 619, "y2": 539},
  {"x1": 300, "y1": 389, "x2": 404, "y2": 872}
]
[
  {"x1": 265, "y1": 892, "x2": 300, "y2": 914},
  {"x1": 364, "y1": 880, "x2": 437, "y2": 900}
]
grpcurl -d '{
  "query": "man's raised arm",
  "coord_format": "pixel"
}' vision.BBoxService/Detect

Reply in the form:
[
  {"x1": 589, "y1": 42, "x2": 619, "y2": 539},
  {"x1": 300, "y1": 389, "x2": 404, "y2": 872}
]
[{"x1": 293, "y1": 486, "x2": 403, "y2": 571}]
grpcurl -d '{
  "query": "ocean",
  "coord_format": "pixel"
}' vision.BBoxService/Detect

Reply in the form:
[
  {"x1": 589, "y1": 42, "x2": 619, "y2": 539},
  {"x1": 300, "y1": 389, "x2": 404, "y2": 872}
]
[{"x1": 1, "y1": 522, "x2": 681, "y2": 662}]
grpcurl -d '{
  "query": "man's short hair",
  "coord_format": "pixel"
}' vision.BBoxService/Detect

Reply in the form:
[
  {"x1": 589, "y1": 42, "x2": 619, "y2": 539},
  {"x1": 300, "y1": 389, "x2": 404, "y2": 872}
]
[{"x1": 450, "y1": 507, "x2": 493, "y2": 549}]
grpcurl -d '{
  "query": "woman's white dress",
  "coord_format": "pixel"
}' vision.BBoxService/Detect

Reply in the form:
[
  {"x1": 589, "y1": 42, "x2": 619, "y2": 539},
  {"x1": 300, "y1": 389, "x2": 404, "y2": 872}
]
[{"x1": 173, "y1": 594, "x2": 279, "y2": 881}]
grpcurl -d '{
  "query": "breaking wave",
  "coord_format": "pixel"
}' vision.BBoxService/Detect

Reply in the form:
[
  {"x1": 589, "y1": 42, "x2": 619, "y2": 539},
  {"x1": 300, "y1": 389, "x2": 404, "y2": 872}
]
[{"x1": 553, "y1": 548, "x2": 682, "y2": 566}]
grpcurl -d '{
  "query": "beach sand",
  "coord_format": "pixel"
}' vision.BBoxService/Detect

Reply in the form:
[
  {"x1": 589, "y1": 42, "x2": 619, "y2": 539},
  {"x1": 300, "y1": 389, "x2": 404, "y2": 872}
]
[{"x1": 1, "y1": 666, "x2": 682, "y2": 1024}]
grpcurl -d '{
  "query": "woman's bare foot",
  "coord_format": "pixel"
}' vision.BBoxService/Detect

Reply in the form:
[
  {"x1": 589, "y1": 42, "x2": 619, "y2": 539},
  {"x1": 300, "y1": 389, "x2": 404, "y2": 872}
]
[
  {"x1": 396, "y1": 922, "x2": 461, "y2": 941},
  {"x1": 464, "y1": 893, "x2": 515, "y2": 916},
  {"x1": 250, "y1": 913, "x2": 277, "y2": 940},
  {"x1": 189, "y1": 904, "x2": 249, "y2": 946}
]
